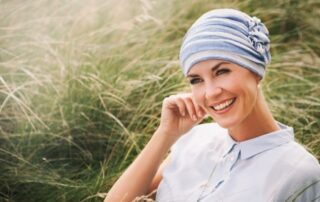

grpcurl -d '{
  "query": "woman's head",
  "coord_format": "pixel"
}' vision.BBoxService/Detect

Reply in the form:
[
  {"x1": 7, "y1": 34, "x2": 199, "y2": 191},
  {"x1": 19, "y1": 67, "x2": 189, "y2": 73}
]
[
  {"x1": 180, "y1": 9, "x2": 271, "y2": 128},
  {"x1": 180, "y1": 8, "x2": 271, "y2": 78}
]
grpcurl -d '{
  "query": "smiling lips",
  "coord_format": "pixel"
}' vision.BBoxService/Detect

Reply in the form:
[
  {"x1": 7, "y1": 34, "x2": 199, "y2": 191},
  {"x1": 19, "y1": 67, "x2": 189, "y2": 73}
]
[{"x1": 211, "y1": 98, "x2": 236, "y2": 111}]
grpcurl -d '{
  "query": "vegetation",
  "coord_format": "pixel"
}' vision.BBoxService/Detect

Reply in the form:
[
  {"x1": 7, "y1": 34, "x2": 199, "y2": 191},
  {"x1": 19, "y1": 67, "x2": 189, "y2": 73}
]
[{"x1": 0, "y1": 0, "x2": 319, "y2": 201}]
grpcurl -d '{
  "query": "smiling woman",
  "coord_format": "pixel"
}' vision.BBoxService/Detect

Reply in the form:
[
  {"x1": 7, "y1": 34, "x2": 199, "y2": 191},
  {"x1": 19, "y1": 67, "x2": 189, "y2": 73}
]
[{"x1": 104, "y1": 8, "x2": 320, "y2": 202}]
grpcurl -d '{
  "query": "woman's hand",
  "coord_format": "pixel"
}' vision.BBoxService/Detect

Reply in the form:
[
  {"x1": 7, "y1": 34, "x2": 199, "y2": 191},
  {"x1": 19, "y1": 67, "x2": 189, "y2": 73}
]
[{"x1": 157, "y1": 93, "x2": 207, "y2": 142}]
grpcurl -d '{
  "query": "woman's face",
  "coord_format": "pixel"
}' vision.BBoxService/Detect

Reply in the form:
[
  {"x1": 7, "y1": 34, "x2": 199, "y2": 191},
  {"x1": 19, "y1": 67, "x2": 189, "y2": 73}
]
[{"x1": 187, "y1": 59, "x2": 260, "y2": 129}]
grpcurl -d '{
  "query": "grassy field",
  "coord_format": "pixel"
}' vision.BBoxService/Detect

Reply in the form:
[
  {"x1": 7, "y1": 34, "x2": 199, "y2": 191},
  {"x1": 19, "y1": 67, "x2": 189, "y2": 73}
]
[{"x1": 0, "y1": 0, "x2": 319, "y2": 201}]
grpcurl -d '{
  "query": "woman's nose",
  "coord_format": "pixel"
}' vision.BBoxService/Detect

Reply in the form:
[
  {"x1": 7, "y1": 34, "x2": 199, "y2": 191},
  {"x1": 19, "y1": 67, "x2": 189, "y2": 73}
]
[{"x1": 205, "y1": 83, "x2": 223, "y2": 100}]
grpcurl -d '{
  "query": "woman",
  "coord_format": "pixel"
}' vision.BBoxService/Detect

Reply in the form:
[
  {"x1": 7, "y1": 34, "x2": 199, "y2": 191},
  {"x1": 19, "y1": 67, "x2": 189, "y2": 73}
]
[{"x1": 105, "y1": 8, "x2": 320, "y2": 202}]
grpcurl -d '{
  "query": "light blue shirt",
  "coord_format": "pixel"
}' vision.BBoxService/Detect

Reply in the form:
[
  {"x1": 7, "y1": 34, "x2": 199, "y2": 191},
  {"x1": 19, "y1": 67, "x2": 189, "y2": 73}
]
[{"x1": 156, "y1": 122, "x2": 320, "y2": 202}]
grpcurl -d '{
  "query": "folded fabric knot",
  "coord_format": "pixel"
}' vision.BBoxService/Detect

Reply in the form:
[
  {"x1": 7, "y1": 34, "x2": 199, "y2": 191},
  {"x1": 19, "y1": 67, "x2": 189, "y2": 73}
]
[{"x1": 248, "y1": 16, "x2": 270, "y2": 64}]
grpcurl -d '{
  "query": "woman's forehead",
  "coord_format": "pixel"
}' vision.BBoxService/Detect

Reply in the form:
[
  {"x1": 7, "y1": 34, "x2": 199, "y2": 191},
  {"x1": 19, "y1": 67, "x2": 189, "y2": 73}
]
[{"x1": 188, "y1": 60, "x2": 235, "y2": 74}]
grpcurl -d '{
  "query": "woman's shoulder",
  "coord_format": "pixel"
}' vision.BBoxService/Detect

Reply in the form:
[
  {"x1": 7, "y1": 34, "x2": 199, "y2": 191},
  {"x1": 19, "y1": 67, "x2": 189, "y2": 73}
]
[
  {"x1": 291, "y1": 143, "x2": 320, "y2": 179},
  {"x1": 170, "y1": 122, "x2": 228, "y2": 154},
  {"x1": 279, "y1": 141, "x2": 320, "y2": 172},
  {"x1": 269, "y1": 142, "x2": 320, "y2": 201}
]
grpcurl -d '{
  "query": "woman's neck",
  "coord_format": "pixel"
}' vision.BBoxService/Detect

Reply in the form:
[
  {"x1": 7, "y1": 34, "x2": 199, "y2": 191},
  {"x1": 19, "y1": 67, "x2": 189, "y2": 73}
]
[{"x1": 228, "y1": 90, "x2": 281, "y2": 142}]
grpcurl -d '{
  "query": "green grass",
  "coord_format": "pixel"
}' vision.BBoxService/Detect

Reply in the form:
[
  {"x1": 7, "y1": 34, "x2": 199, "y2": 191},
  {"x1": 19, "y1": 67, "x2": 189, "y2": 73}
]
[{"x1": 0, "y1": 0, "x2": 319, "y2": 201}]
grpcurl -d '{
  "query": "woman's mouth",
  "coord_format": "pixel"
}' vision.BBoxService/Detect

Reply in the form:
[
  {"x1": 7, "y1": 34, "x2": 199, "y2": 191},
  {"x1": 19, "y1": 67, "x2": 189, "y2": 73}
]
[{"x1": 210, "y1": 98, "x2": 236, "y2": 112}]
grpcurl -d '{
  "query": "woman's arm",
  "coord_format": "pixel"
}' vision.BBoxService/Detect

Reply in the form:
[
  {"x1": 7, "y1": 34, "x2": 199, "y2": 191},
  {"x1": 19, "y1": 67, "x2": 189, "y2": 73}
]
[
  {"x1": 104, "y1": 93, "x2": 206, "y2": 202},
  {"x1": 104, "y1": 128, "x2": 174, "y2": 202},
  {"x1": 148, "y1": 156, "x2": 170, "y2": 192}
]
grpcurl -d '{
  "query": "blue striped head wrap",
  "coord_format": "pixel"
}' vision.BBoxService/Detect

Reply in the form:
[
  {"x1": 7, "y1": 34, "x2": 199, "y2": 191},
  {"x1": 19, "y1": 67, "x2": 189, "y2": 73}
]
[{"x1": 180, "y1": 8, "x2": 271, "y2": 78}]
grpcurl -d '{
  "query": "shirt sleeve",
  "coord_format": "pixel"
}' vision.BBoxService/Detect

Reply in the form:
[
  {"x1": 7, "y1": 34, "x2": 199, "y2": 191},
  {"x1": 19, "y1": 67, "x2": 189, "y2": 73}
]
[
  {"x1": 272, "y1": 154, "x2": 320, "y2": 202},
  {"x1": 169, "y1": 128, "x2": 194, "y2": 154}
]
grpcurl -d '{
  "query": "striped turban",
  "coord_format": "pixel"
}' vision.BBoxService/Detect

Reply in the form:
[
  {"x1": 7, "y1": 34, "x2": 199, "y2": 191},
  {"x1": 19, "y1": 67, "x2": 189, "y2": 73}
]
[{"x1": 179, "y1": 8, "x2": 271, "y2": 78}]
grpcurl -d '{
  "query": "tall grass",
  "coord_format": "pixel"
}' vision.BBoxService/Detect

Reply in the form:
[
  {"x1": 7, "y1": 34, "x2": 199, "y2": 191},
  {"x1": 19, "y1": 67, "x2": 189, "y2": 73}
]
[{"x1": 0, "y1": 0, "x2": 319, "y2": 201}]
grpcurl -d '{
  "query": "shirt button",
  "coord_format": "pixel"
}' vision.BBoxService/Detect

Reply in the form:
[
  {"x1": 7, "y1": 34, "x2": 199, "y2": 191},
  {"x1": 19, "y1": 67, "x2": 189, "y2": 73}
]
[
  {"x1": 229, "y1": 156, "x2": 234, "y2": 161},
  {"x1": 199, "y1": 181, "x2": 209, "y2": 188}
]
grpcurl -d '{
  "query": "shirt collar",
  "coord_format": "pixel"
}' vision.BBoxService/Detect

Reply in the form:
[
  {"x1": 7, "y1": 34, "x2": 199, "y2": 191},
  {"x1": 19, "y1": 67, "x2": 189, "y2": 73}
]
[{"x1": 224, "y1": 122, "x2": 294, "y2": 160}]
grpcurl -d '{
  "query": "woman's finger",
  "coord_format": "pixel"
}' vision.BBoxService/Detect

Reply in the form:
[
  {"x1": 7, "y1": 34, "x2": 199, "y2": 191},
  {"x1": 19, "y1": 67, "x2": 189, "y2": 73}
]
[
  {"x1": 171, "y1": 96, "x2": 187, "y2": 117},
  {"x1": 183, "y1": 93, "x2": 206, "y2": 117},
  {"x1": 191, "y1": 97, "x2": 206, "y2": 118},
  {"x1": 189, "y1": 98, "x2": 202, "y2": 118},
  {"x1": 181, "y1": 97, "x2": 197, "y2": 121}
]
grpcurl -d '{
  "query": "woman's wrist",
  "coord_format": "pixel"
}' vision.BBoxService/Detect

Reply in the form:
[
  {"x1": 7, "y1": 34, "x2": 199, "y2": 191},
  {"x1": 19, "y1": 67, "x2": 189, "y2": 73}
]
[{"x1": 153, "y1": 127, "x2": 179, "y2": 148}]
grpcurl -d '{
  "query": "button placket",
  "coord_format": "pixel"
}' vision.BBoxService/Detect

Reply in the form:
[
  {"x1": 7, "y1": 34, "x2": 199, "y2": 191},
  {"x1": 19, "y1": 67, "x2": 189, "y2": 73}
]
[
  {"x1": 197, "y1": 144, "x2": 240, "y2": 201},
  {"x1": 217, "y1": 145, "x2": 240, "y2": 189},
  {"x1": 212, "y1": 148, "x2": 237, "y2": 191},
  {"x1": 229, "y1": 145, "x2": 240, "y2": 171}
]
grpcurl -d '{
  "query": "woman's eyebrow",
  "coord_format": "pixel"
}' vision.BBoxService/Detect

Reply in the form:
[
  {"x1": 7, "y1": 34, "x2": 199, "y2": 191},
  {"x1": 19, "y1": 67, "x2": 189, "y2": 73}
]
[{"x1": 187, "y1": 62, "x2": 229, "y2": 78}]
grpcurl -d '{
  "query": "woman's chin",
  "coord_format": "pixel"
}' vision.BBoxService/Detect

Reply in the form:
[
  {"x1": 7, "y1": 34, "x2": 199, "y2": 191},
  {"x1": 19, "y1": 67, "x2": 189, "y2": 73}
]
[{"x1": 213, "y1": 118, "x2": 238, "y2": 129}]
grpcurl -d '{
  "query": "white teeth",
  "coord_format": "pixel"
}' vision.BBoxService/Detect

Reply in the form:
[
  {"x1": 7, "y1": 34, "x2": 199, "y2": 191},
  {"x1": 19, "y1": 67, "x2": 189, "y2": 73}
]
[{"x1": 212, "y1": 98, "x2": 235, "y2": 111}]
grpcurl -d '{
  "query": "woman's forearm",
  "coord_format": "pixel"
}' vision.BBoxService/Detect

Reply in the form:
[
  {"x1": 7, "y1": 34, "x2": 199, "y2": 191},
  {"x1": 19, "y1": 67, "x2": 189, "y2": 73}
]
[
  {"x1": 105, "y1": 93, "x2": 205, "y2": 201},
  {"x1": 104, "y1": 128, "x2": 175, "y2": 202}
]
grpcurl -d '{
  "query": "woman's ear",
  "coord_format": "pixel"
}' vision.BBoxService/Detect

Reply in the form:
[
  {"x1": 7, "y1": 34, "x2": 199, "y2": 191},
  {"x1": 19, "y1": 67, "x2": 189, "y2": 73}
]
[{"x1": 254, "y1": 74, "x2": 262, "y2": 86}]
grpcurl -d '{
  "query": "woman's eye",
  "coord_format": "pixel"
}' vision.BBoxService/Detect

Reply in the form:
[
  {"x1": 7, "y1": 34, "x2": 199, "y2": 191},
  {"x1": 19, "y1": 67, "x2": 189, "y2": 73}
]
[
  {"x1": 216, "y1": 68, "x2": 230, "y2": 76},
  {"x1": 189, "y1": 78, "x2": 202, "y2": 85}
]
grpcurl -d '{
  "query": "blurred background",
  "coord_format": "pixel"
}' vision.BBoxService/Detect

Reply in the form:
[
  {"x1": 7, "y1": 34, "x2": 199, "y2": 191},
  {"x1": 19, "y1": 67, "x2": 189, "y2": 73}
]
[{"x1": 0, "y1": 0, "x2": 319, "y2": 201}]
